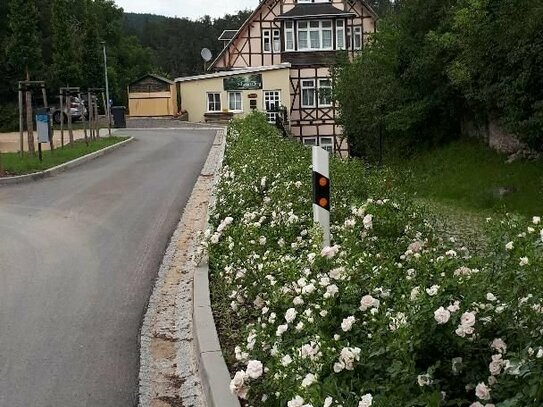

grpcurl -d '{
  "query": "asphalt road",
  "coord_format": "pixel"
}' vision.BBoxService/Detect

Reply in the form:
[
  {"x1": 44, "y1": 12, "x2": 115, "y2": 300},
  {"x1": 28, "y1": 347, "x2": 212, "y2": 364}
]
[{"x1": 0, "y1": 129, "x2": 216, "y2": 406}]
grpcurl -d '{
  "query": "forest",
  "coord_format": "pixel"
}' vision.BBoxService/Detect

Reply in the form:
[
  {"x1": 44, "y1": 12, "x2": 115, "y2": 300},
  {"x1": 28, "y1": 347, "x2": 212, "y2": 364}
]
[
  {"x1": 334, "y1": 0, "x2": 543, "y2": 159},
  {"x1": 0, "y1": 0, "x2": 251, "y2": 131}
]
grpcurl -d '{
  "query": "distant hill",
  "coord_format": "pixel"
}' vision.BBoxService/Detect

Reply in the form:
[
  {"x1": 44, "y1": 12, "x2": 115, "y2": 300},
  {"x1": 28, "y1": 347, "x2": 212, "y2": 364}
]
[{"x1": 122, "y1": 10, "x2": 251, "y2": 78}]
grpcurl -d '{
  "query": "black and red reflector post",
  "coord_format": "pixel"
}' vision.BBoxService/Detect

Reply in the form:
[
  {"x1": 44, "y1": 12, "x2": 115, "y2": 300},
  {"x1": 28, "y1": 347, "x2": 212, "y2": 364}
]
[{"x1": 312, "y1": 146, "x2": 330, "y2": 247}]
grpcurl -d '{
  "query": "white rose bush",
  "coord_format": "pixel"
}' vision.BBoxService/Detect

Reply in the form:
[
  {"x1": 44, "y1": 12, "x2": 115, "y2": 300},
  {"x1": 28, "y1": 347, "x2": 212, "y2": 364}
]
[{"x1": 204, "y1": 114, "x2": 543, "y2": 406}]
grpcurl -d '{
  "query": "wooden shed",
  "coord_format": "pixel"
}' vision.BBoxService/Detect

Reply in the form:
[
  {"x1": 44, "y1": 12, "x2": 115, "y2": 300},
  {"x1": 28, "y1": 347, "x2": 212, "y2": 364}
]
[{"x1": 128, "y1": 74, "x2": 178, "y2": 117}]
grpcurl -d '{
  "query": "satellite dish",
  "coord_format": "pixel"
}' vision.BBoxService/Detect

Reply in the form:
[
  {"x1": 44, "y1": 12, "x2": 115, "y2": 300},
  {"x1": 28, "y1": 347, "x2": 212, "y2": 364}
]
[{"x1": 201, "y1": 48, "x2": 212, "y2": 62}]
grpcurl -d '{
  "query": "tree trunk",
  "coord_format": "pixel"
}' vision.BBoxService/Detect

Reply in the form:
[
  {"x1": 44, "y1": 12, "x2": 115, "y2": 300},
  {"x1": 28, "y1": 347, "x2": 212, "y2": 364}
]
[{"x1": 25, "y1": 90, "x2": 35, "y2": 155}]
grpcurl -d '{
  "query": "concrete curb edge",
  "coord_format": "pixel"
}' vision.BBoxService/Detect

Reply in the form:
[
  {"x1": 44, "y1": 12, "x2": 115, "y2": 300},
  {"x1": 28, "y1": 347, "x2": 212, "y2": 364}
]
[
  {"x1": 193, "y1": 129, "x2": 241, "y2": 407},
  {"x1": 0, "y1": 135, "x2": 134, "y2": 186}
]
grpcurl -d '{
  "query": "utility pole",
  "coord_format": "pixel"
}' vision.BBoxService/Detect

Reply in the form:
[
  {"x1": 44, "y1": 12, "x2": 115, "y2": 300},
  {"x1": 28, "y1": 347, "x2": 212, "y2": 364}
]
[{"x1": 102, "y1": 41, "x2": 111, "y2": 129}]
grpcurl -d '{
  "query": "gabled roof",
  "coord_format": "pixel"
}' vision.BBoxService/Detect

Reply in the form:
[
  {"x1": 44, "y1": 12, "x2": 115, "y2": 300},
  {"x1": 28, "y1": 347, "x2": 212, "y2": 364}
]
[
  {"x1": 209, "y1": 0, "x2": 379, "y2": 70},
  {"x1": 129, "y1": 73, "x2": 174, "y2": 86},
  {"x1": 276, "y1": 4, "x2": 356, "y2": 20},
  {"x1": 218, "y1": 30, "x2": 238, "y2": 41},
  {"x1": 175, "y1": 63, "x2": 291, "y2": 83}
]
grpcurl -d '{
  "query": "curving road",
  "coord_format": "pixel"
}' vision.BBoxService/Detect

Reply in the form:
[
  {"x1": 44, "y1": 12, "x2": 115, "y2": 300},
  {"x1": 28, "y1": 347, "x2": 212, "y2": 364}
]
[{"x1": 0, "y1": 128, "x2": 216, "y2": 406}]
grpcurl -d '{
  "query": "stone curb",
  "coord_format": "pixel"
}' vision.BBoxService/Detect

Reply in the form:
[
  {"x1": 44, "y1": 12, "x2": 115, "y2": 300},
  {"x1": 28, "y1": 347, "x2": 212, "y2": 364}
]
[
  {"x1": 193, "y1": 129, "x2": 241, "y2": 407},
  {"x1": 0, "y1": 136, "x2": 134, "y2": 186}
]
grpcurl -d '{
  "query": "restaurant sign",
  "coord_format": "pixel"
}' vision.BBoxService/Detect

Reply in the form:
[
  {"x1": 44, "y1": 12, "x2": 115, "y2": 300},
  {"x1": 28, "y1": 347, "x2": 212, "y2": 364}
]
[{"x1": 223, "y1": 74, "x2": 262, "y2": 91}]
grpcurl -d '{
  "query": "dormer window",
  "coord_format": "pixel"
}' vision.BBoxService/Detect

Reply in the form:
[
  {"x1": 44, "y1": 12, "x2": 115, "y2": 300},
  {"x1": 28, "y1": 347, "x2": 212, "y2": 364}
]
[{"x1": 297, "y1": 20, "x2": 333, "y2": 51}]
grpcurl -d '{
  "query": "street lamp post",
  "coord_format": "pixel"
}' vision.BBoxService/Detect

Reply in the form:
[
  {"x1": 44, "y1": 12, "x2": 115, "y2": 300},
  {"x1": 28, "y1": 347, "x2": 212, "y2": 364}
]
[{"x1": 101, "y1": 41, "x2": 111, "y2": 134}]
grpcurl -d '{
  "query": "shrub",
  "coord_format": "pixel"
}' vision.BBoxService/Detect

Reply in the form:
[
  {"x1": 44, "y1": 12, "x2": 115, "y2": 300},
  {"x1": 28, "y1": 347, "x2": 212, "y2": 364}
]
[
  {"x1": 205, "y1": 114, "x2": 543, "y2": 407},
  {"x1": 0, "y1": 103, "x2": 19, "y2": 133}
]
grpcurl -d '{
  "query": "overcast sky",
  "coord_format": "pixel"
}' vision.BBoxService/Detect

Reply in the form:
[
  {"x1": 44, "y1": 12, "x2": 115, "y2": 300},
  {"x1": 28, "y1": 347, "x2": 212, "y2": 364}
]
[{"x1": 115, "y1": 0, "x2": 258, "y2": 20}]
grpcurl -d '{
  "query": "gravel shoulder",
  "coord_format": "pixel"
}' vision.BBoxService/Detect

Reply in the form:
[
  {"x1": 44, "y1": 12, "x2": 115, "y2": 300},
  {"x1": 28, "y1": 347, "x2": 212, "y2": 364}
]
[{"x1": 139, "y1": 128, "x2": 226, "y2": 407}]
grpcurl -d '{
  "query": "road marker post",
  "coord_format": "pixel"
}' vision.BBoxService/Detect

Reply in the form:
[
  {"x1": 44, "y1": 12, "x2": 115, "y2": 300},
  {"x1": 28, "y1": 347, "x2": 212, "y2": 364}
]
[{"x1": 312, "y1": 146, "x2": 331, "y2": 248}]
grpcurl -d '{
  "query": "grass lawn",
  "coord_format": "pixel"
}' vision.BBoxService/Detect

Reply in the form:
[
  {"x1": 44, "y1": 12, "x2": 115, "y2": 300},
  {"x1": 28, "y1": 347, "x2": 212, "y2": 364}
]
[
  {"x1": 395, "y1": 138, "x2": 543, "y2": 217},
  {"x1": 0, "y1": 136, "x2": 128, "y2": 176}
]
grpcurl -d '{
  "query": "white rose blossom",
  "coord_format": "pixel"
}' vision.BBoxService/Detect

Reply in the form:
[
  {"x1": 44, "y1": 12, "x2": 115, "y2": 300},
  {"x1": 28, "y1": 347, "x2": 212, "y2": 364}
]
[
  {"x1": 426, "y1": 285, "x2": 440, "y2": 296},
  {"x1": 360, "y1": 294, "x2": 380, "y2": 311},
  {"x1": 246, "y1": 360, "x2": 263, "y2": 379},
  {"x1": 491, "y1": 338, "x2": 507, "y2": 354},
  {"x1": 321, "y1": 245, "x2": 340, "y2": 259},
  {"x1": 358, "y1": 393, "x2": 373, "y2": 407},
  {"x1": 230, "y1": 370, "x2": 249, "y2": 399},
  {"x1": 475, "y1": 382, "x2": 491, "y2": 400},
  {"x1": 434, "y1": 306, "x2": 451, "y2": 324},
  {"x1": 288, "y1": 395, "x2": 305, "y2": 407},
  {"x1": 363, "y1": 214, "x2": 373, "y2": 230},
  {"x1": 341, "y1": 316, "x2": 356, "y2": 332},
  {"x1": 301, "y1": 373, "x2": 317, "y2": 388},
  {"x1": 285, "y1": 308, "x2": 297, "y2": 323},
  {"x1": 281, "y1": 354, "x2": 292, "y2": 366}
]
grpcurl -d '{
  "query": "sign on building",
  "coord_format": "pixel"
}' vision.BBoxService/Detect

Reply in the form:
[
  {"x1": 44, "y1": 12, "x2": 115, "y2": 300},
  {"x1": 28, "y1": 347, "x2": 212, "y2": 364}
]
[{"x1": 223, "y1": 74, "x2": 262, "y2": 91}]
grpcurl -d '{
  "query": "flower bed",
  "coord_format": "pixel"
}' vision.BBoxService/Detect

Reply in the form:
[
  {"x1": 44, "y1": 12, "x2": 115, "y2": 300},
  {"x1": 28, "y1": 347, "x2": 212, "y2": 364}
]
[{"x1": 204, "y1": 113, "x2": 543, "y2": 407}]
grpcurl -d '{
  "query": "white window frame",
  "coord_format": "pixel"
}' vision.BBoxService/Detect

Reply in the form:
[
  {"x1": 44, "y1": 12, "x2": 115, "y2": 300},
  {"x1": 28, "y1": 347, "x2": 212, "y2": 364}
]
[
  {"x1": 319, "y1": 136, "x2": 334, "y2": 154},
  {"x1": 264, "y1": 90, "x2": 281, "y2": 123},
  {"x1": 263, "y1": 29, "x2": 280, "y2": 53},
  {"x1": 284, "y1": 21, "x2": 295, "y2": 51},
  {"x1": 301, "y1": 79, "x2": 316, "y2": 108},
  {"x1": 353, "y1": 26, "x2": 362, "y2": 50},
  {"x1": 263, "y1": 29, "x2": 271, "y2": 53},
  {"x1": 206, "y1": 92, "x2": 221, "y2": 112},
  {"x1": 303, "y1": 137, "x2": 317, "y2": 147},
  {"x1": 336, "y1": 20, "x2": 346, "y2": 50},
  {"x1": 272, "y1": 29, "x2": 281, "y2": 52},
  {"x1": 297, "y1": 20, "x2": 333, "y2": 51},
  {"x1": 318, "y1": 78, "x2": 333, "y2": 107},
  {"x1": 228, "y1": 91, "x2": 242, "y2": 112}
]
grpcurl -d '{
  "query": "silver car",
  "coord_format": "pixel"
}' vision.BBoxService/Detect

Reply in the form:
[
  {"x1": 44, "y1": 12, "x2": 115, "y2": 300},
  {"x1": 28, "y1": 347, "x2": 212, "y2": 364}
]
[{"x1": 51, "y1": 97, "x2": 88, "y2": 124}]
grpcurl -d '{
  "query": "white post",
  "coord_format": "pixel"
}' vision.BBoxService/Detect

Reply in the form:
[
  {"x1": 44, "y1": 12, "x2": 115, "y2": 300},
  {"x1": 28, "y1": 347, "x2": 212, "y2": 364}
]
[{"x1": 312, "y1": 146, "x2": 330, "y2": 248}]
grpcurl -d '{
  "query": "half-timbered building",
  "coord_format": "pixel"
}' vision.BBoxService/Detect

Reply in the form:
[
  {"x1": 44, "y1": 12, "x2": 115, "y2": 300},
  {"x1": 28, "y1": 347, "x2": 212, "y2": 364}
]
[{"x1": 176, "y1": 0, "x2": 377, "y2": 156}]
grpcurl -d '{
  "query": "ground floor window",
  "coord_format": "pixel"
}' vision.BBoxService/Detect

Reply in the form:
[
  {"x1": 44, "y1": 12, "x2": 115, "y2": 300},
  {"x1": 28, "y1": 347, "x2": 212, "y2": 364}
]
[
  {"x1": 228, "y1": 92, "x2": 242, "y2": 112},
  {"x1": 303, "y1": 137, "x2": 317, "y2": 147},
  {"x1": 319, "y1": 136, "x2": 334, "y2": 153},
  {"x1": 207, "y1": 92, "x2": 221, "y2": 112},
  {"x1": 264, "y1": 90, "x2": 281, "y2": 123}
]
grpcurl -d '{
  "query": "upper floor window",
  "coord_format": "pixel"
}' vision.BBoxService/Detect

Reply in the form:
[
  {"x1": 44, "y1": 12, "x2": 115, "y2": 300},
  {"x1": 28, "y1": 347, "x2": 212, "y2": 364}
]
[
  {"x1": 301, "y1": 79, "x2": 316, "y2": 107},
  {"x1": 347, "y1": 26, "x2": 363, "y2": 50},
  {"x1": 298, "y1": 20, "x2": 333, "y2": 51},
  {"x1": 336, "y1": 20, "x2": 346, "y2": 50},
  {"x1": 318, "y1": 79, "x2": 333, "y2": 106},
  {"x1": 297, "y1": 0, "x2": 331, "y2": 3},
  {"x1": 284, "y1": 21, "x2": 295, "y2": 51},
  {"x1": 263, "y1": 29, "x2": 281, "y2": 53}
]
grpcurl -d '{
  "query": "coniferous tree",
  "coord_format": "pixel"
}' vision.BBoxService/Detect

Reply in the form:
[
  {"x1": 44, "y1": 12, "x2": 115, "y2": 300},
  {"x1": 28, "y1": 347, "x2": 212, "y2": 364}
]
[
  {"x1": 51, "y1": 0, "x2": 83, "y2": 89},
  {"x1": 5, "y1": 0, "x2": 43, "y2": 81},
  {"x1": 82, "y1": 0, "x2": 103, "y2": 89}
]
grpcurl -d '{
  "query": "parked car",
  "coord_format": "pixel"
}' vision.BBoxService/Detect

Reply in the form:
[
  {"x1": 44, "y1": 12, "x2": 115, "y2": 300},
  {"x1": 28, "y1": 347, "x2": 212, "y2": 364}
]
[
  {"x1": 80, "y1": 94, "x2": 106, "y2": 117},
  {"x1": 50, "y1": 96, "x2": 88, "y2": 124}
]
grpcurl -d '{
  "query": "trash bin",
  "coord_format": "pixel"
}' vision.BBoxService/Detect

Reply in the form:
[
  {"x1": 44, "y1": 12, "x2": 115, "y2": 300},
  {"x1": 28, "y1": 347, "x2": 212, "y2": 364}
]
[{"x1": 111, "y1": 106, "x2": 126, "y2": 128}]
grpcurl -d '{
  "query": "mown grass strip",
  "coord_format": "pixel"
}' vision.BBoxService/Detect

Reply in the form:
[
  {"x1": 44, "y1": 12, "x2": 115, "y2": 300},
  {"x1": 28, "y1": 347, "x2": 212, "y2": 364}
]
[{"x1": 0, "y1": 136, "x2": 128, "y2": 176}]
